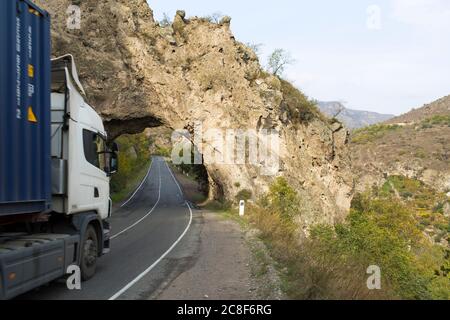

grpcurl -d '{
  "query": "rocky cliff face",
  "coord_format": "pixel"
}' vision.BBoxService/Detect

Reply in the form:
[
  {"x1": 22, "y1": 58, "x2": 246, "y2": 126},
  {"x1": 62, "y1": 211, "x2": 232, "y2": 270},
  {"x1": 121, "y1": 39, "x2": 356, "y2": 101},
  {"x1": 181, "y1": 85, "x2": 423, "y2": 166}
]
[{"x1": 35, "y1": 0, "x2": 353, "y2": 225}]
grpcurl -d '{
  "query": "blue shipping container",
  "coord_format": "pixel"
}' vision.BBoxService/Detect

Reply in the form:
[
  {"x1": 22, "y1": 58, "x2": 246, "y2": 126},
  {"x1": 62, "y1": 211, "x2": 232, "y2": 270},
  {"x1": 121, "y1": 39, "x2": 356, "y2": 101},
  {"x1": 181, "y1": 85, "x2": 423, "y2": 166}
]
[{"x1": 0, "y1": 0, "x2": 51, "y2": 216}]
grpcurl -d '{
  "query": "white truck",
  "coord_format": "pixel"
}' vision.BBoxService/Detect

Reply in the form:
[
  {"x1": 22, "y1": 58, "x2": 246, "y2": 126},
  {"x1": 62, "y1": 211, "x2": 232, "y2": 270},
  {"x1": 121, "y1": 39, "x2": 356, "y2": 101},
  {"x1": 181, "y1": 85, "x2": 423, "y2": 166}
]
[{"x1": 0, "y1": 0, "x2": 118, "y2": 299}]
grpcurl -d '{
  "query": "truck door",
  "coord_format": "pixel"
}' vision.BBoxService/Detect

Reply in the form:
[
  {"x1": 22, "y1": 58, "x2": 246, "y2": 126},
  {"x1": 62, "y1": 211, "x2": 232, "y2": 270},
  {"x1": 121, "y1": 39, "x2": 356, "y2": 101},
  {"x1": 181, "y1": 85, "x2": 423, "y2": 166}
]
[{"x1": 72, "y1": 128, "x2": 109, "y2": 218}]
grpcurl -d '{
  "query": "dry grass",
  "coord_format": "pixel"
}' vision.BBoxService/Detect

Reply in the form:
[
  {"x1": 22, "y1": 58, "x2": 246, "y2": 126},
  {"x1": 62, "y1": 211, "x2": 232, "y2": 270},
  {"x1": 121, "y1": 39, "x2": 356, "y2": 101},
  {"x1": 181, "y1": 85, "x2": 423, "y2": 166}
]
[
  {"x1": 350, "y1": 123, "x2": 450, "y2": 189},
  {"x1": 279, "y1": 79, "x2": 328, "y2": 125},
  {"x1": 195, "y1": 65, "x2": 232, "y2": 91},
  {"x1": 246, "y1": 204, "x2": 394, "y2": 300}
]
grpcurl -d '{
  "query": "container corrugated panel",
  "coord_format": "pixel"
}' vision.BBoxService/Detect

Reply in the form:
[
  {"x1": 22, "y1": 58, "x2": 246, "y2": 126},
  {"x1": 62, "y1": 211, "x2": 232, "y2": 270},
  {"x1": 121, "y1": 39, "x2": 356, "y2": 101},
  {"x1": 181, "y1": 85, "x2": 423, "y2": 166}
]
[{"x1": 0, "y1": 0, "x2": 51, "y2": 216}]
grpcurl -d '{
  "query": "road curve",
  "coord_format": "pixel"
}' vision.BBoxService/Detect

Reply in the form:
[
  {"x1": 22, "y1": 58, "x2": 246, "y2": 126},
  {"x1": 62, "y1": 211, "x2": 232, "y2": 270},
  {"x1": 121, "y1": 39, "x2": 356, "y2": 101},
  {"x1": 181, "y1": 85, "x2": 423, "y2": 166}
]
[{"x1": 19, "y1": 156, "x2": 193, "y2": 300}]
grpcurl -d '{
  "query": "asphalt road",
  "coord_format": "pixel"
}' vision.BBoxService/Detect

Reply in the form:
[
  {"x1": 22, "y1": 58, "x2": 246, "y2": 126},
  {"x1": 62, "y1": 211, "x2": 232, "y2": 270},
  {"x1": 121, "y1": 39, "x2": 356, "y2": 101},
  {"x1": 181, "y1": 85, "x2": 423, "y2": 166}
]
[{"x1": 19, "y1": 156, "x2": 194, "y2": 300}]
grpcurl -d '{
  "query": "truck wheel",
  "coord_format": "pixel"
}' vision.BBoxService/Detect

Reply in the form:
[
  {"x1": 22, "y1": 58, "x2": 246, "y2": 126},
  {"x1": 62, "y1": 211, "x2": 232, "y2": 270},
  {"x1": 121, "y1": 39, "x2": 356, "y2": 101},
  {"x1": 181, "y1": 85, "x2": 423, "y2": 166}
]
[{"x1": 80, "y1": 225, "x2": 98, "y2": 281}]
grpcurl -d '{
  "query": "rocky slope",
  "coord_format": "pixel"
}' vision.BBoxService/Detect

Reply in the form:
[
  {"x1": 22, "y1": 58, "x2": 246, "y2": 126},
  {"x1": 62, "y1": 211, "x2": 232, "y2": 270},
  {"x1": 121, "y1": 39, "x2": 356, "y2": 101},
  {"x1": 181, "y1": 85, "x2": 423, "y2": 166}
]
[
  {"x1": 318, "y1": 101, "x2": 394, "y2": 129},
  {"x1": 34, "y1": 0, "x2": 353, "y2": 225},
  {"x1": 351, "y1": 96, "x2": 450, "y2": 194},
  {"x1": 386, "y1": 95, "x2": 450, "y2": 124}
]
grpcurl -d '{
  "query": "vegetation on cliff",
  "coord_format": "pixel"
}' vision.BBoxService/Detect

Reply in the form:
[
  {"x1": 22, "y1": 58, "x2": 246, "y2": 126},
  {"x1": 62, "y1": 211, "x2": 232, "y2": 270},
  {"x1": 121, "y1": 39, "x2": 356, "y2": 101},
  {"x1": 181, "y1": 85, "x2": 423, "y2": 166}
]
[
  {"x1": 279, "y1": 79, "x2": 326, "y2": 125},
  {"x1": 110, "y1": 133, "x2": 151, "y2": 202},
  {"x1": 244, "y1": 178, "x2": 449, "y2": 300},
  {"x1": 351, "y1": 124, "x2": 401, "y2": 144}
]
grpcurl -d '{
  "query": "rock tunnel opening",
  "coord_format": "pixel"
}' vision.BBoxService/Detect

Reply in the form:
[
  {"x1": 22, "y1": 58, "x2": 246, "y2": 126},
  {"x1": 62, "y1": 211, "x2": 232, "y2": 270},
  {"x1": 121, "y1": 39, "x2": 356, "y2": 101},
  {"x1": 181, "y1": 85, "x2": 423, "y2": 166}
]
[
  {"x1": 106, "y1": 118, "x2": 219, "y2": 205},
  {"x1": 175, "y1": 153, "x2": 210, "y2": 204},
  {"x1": 169, "y1": 141, "x2": 225, "y2": 205}
]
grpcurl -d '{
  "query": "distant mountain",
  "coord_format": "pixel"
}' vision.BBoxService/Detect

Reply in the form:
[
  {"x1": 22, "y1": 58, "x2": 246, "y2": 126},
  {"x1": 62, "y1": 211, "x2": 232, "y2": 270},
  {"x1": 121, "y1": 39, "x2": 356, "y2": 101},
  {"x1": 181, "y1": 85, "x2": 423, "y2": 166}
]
[
  {"x1": 385, "y1": 95, "x2": 450, "y2": 124},
  {"x1": 317, "y1": 101, "x2": 395, "y2": 129}
]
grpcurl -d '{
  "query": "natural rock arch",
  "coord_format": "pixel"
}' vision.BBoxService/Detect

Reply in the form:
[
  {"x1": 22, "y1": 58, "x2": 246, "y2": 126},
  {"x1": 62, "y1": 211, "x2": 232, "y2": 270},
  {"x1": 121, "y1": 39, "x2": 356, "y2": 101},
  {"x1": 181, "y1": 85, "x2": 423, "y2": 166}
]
[{"x1": 36, "y1": 0, "x2": 353, "y2": 226}]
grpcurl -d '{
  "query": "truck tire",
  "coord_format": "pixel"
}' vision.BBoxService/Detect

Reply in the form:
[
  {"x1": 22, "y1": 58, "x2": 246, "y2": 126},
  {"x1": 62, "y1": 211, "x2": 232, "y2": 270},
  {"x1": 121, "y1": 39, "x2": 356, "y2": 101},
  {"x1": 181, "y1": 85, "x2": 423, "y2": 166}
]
[{"x1": 80, "y1": 225, "x2": 98, "y2": 281}]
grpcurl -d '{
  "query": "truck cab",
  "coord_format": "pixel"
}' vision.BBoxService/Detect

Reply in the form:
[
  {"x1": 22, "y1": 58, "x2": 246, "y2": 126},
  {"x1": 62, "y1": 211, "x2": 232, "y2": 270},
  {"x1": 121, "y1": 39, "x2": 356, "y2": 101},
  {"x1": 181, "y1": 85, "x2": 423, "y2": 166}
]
[{"x1": 51, "y1": 55, "x2": 116, "y2": 220}]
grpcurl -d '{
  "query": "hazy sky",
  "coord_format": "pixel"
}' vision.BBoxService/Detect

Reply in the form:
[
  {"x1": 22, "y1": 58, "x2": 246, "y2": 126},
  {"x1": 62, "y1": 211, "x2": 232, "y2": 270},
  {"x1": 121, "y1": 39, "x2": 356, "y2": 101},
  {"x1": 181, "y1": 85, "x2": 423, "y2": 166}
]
[{"x1": 149, "y1": 0, "x2": 450, "y2": 115}]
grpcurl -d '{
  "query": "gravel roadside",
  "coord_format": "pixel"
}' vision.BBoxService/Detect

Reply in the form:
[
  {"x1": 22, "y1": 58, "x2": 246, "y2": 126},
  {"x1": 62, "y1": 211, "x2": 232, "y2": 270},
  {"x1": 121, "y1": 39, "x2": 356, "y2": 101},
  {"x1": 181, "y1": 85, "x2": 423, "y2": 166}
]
[{"x1": 151, "y1": 164, "x2": 284, "y2": 300}]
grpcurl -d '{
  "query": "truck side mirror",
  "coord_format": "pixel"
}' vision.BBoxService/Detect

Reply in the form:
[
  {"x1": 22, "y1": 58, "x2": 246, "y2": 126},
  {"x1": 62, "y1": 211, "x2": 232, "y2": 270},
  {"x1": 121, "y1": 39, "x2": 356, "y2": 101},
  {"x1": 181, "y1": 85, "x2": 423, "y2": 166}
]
[{"x1": 105, "y1": 142, "x2": 119, "y2": 176}]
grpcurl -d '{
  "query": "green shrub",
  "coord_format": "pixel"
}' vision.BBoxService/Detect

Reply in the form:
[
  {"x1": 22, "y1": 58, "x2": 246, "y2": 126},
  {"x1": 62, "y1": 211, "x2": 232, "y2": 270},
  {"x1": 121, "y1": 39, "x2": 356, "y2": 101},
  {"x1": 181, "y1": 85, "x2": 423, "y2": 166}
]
[
  {"x1": 110, "y1": 133, "x2": 150, "y2": 196},
  {"x1": 247, "y1": 178, "x2": 450, "y2": 300},
  {"x1": 421, "y1": 115, "x2": 450, "y2": 128},
  {"x1": 279, "y1": 79, "x2": 324, "y2": 125},
  {"x1": 304, "y1": 195, "x2": 449, "y2": 299},
  {"x1": 351, "y1": 124, "x2": 401, "y2": 144},
  {"x1": 154, "y1": 145, "x2": 171, "y2": 157},
  {"x1": 236, "y1": 189, "x2": 252, "y2": 202},
  {"x1": 204, "y1": 200, "x2": 232, "y2": 212},
  {"x1": 262, "y1": 177, "x2": 300, "y2": 221}
]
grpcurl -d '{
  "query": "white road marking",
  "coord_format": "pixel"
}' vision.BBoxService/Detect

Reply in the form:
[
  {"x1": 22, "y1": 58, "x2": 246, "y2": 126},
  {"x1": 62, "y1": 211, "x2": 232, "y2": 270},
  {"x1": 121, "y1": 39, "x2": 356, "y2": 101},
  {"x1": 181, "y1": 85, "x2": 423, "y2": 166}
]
[
  {"x1": 109, "y1": 158, "x2": 193, "y2": 299},
  {"x1": 108, "y1": 201, "x2": 193, "y2": 300},
  {"x1": 110, "y1": 161, "x2": 161, "y2": 240},
  {"x1": 164, "y1": 160, "x2": 184, "y2": 197},
  {"x1": 120, "y1": 159, "x2": 154, "y2": 208}
]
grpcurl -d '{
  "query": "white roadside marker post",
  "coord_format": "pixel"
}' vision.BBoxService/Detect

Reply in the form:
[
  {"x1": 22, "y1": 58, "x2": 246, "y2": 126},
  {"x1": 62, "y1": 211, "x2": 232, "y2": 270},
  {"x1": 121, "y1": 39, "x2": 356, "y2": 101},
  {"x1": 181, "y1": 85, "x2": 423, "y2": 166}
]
[{"x1": 239, "y1": 200, "x2": 245, "y2": 217}]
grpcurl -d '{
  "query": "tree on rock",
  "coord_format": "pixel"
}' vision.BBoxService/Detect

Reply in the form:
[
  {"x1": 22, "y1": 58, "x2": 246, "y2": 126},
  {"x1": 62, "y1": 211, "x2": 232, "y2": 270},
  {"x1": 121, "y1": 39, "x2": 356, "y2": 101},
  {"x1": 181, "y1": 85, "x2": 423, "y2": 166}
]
[{"x1": 267, "y1": 49, "x2": 295, "y2": 77}]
